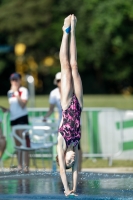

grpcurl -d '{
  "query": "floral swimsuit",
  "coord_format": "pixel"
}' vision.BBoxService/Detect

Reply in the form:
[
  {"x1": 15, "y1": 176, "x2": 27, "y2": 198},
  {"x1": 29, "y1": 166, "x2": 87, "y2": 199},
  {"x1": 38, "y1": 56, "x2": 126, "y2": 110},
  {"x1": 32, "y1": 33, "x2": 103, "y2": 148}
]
[{"x1": 59, "y1": 94, "x2": 82, "y2": 147}]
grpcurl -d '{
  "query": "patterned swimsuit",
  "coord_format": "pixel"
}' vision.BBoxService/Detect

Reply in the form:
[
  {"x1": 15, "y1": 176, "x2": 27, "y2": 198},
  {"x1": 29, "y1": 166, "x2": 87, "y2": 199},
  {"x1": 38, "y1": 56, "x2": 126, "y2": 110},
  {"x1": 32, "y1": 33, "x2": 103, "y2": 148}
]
[{"x1": 59, "y1": 94, "x2": 82, "y2": 147}]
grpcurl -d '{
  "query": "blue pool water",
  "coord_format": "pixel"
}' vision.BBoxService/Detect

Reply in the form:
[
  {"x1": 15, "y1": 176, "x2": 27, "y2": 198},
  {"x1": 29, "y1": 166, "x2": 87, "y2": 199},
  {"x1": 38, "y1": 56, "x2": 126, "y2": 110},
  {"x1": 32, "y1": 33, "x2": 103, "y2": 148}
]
[{"x1": 0, "y1": 171, "x2": 133, "y2": 199}]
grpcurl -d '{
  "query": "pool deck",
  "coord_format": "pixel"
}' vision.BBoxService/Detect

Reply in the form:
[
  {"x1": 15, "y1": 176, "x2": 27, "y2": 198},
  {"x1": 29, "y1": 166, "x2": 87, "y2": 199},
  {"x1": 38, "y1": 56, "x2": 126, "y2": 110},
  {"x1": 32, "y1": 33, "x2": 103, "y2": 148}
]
[
  {"x1": 82, "y1": 167, "x2": 133, "y2": 173},
  {"x1": 0, "y1": 171, "x2": 133, "y2": 199},
  {"x1": 0, "y1": 167, "x2": 133, "y2": 174}
]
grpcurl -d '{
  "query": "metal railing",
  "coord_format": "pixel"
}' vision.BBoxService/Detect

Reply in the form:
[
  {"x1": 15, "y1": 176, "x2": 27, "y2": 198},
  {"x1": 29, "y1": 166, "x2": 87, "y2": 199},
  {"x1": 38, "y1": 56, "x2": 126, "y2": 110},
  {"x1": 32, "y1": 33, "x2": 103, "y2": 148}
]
[{"x1": 1, "y1": 107, "x2": 131, "y2": 166}]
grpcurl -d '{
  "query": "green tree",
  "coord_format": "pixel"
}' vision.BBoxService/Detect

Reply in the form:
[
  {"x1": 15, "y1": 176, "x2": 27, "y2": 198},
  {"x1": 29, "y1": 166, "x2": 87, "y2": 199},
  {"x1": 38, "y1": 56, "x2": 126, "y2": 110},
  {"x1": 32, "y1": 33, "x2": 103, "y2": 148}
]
[{"x1": 0, "y1": 0, "x2": 133, "y2": 93}]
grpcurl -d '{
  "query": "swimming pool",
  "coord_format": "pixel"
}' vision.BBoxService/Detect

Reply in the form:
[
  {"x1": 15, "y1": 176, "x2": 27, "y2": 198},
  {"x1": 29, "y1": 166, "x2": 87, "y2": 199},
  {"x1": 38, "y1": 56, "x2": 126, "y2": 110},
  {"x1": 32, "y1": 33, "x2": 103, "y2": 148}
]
[{"x1": 0, "y1": 171, "x2": 133, "y2": 199}]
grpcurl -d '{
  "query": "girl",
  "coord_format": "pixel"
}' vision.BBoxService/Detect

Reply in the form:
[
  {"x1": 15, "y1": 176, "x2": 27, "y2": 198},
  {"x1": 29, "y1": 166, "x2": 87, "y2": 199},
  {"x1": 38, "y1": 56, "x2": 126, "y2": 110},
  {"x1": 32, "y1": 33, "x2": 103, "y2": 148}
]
[{"x1": 57, "y1": 14, "x2": 83, "y2": 196}]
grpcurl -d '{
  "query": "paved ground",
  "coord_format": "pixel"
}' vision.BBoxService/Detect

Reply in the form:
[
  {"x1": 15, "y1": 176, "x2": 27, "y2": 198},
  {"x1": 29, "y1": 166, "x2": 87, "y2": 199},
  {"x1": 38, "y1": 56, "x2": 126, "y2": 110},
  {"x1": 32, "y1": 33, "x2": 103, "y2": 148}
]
[
  {"x1": 82, "y1": 167, "x2": 133, "y2": 173},
  {"x1": 0, "y1": 167, "x2": 133, "y2": 173}
]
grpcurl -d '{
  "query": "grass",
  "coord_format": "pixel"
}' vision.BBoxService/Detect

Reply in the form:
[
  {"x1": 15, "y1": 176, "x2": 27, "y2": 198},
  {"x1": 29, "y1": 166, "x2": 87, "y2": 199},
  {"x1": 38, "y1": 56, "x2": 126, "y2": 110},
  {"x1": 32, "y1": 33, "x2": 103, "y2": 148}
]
[
  {"x1": 83, "y1": 95, "x2": 133, "y2": 109},
  {"x1": 3, "y1": 157, "x2": 133, "y2": 170},
  {"x1": 1, "y1": 94, "x2": 133, "y2": 109},
  {"x1": 35, "y1": 94, "x2": 133, "y2": 109},
  {"x1": 82, "y1": 158, "x2": 133, "y2": 168},
  {"x1": 4, "y1": 157, "x2": 52, "y2": 169}
]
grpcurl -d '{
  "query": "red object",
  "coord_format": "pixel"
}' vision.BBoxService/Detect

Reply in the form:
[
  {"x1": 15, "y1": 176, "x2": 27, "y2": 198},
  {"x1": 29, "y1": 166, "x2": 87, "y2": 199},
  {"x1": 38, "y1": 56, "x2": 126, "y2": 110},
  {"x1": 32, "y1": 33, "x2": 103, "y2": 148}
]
[{"x1": 25, "y1": 132, "x2": 30, "y2": 147}]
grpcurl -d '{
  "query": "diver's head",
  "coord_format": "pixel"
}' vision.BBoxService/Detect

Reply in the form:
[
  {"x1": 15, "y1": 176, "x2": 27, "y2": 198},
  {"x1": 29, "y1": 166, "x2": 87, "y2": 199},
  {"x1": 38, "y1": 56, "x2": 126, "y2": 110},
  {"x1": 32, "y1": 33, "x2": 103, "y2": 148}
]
[
  {"x1": 65, "y1": 149, "x2": 75, "y2": 169},
  {"x1": 56, "y1": 150, "x2": 75, "y2": 169}
]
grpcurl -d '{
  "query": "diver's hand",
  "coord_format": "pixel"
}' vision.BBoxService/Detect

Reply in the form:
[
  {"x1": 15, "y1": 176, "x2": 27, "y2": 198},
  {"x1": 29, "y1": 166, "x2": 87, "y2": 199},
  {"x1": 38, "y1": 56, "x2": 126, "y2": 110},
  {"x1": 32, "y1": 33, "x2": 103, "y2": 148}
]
[
  {"x1": 71, "y1": 190, "x2": 78, "y2": 196},
  {"x1": 64, "y1": 190, "x2": 73, "y2": 196}
]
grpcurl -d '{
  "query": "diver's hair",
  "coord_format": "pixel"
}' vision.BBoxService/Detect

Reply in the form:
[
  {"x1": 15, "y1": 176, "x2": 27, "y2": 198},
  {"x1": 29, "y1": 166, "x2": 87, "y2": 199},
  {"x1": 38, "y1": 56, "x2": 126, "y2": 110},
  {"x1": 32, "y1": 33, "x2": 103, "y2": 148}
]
[
  {"x1": 56, "y1": 155, "x2": 72, "y2": 170},
  {"x1": 66, "y1": 165, "x2": 72, "y2": 170}
]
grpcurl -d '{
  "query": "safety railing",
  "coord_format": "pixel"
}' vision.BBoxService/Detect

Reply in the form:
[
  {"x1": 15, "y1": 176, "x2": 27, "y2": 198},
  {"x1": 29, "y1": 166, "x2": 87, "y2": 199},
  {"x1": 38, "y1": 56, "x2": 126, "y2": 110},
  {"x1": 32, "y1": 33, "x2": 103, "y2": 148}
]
[{"x1": 1, "y1": 107, "x2": 133, "y2": 166}]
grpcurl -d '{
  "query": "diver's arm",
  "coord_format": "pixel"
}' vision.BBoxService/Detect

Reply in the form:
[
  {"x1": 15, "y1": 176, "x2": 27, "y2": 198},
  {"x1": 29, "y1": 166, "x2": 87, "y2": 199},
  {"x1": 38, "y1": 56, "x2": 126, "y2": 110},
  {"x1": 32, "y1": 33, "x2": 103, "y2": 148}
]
[
  {"x1": 72, "y1": 145, "x2": 79, "y2": 192},
  {"x1": 57, "y1": 135, "x2": 72, "y2": 196}
]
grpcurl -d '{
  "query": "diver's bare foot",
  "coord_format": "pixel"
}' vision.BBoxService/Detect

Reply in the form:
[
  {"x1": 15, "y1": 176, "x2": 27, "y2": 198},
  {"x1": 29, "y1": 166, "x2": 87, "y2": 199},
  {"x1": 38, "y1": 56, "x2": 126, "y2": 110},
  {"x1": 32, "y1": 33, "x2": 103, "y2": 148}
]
[
  {"x1": 71, "y1": 14, "x2": 77, "y2": 33},
  {"x1": 62, "y1": 15, "x2": 71, "y2": 34}
]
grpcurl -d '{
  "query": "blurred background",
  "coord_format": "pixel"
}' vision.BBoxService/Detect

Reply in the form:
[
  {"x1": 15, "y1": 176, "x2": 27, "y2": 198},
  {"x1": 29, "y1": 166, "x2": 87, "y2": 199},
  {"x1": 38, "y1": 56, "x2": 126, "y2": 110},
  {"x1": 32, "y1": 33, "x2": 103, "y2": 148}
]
[
  {"x1": 0, "y1": 0, "x2": 133, "y2": 96},
  {"x1": 1, "y1": 0, "x2": 133, "y2": 170}
]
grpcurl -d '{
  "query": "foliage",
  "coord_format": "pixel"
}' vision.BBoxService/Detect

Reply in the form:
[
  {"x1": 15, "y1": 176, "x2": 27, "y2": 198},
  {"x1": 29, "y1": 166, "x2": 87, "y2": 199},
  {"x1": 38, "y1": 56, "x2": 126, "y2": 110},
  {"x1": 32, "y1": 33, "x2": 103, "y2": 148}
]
[
  {"x1": 77, "y1": 0, "x2": 133, "y2": 81},
  {"x1": 0, "y1": 0, "x2": 133, "y2": 93}
]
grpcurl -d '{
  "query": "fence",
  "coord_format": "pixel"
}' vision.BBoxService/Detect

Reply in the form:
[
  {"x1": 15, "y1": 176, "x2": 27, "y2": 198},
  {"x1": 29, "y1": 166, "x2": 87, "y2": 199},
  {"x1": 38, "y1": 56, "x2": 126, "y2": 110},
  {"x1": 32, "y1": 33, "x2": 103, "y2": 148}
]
[
  {"x1": 82, "y1": 108, "x2": 124, "y2": 166},
  {"x1": 1, "y1": 107, "x2": 133, "y2": 166}
]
